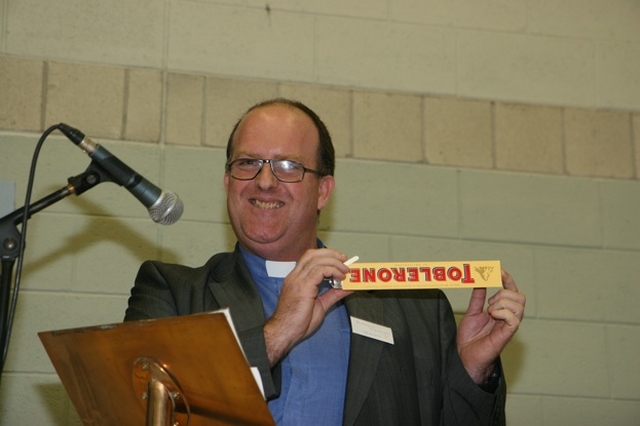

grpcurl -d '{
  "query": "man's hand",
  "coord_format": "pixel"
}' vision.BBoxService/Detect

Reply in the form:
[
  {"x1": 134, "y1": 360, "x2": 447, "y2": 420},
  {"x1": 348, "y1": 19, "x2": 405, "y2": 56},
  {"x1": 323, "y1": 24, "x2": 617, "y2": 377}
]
[
  {"x1": 263, "y1": 248, "x2": 353, "y2": 367},
  {"x1": 456, "y1": 270, "x2": 525, "y2": 384}
]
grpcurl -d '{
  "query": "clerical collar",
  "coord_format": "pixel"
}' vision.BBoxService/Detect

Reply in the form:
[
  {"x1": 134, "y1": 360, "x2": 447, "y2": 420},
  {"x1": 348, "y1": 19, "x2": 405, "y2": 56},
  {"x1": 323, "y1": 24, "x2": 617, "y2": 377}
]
[
  {"x1": 265, "y1": 260, "x2": 296, "y2": 278},
  {"x1": 238, "y1": 245, "x2": 297, "y2": 279},
  {"x1": 238, "y1": 240, "x2": 324, "y2": 278}
]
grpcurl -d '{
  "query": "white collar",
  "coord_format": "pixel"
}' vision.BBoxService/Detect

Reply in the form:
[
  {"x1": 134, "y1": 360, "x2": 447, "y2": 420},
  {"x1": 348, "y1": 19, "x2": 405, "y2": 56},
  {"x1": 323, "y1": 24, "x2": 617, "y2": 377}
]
[{"x1": 265, "y1": 260, "x2": 296, "y2": 278}]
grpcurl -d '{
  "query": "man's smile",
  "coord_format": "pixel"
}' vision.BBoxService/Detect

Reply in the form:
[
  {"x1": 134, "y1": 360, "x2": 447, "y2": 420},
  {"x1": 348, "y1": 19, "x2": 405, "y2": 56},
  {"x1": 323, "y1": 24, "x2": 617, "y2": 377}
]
[{"x1": 251, "y1": 199, "x2": 284, "y2": 210}]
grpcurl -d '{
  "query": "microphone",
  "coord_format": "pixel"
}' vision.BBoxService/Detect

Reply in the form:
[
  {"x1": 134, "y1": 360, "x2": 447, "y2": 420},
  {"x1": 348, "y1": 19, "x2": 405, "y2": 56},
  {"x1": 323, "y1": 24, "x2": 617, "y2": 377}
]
[{"x1": 58, "y1": 123, "x2": 184, "y2": 225}]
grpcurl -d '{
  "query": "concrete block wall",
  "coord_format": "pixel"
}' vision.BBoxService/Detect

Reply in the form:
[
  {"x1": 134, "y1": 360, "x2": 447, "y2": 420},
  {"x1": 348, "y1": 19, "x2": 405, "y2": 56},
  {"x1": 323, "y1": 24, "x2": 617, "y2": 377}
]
[{"x1": 1, "y1": 1, "x2": 639, "y2": 424}]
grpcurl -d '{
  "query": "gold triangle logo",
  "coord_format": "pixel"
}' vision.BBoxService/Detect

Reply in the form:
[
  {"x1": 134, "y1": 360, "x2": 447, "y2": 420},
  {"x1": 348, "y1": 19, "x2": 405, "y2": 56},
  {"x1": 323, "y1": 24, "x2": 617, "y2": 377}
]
[{"x1": 474, "y1": 266, "x2": 494, "y2": 282}]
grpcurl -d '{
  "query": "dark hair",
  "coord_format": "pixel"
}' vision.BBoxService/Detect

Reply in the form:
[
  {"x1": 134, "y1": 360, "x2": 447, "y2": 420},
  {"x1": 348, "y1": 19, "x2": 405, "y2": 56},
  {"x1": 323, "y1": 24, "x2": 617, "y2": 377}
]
[{"x1": 226, "y1": 98, "x2": 335, "y2": 176}]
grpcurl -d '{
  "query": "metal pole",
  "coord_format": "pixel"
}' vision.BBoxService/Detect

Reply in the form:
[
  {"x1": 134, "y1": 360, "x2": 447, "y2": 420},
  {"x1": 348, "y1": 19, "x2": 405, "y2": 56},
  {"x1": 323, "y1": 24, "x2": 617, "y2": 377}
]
[{"x1": 146, "y1": 377, "x2": 171, "y2": 426}]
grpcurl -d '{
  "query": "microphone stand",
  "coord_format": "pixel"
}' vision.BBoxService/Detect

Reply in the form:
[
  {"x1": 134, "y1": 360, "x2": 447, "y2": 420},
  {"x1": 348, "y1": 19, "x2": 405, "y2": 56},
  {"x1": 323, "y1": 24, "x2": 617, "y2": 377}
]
[{"x1": 0, "y1": 161, "x2": 115, "y2": 377}]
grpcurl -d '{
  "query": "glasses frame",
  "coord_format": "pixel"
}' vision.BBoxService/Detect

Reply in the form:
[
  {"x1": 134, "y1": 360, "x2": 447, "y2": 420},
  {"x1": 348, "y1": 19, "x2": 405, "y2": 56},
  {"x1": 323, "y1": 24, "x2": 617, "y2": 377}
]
[{"x1": 226, "y1": 158, "x2": 323, "y2": 183}]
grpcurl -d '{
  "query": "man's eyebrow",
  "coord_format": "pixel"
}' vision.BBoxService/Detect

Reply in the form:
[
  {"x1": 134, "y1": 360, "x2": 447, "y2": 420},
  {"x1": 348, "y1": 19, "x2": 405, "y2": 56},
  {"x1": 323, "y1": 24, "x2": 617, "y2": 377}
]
[{"x1": 234, "y1": 152, "x2": 304, "y2": 162}]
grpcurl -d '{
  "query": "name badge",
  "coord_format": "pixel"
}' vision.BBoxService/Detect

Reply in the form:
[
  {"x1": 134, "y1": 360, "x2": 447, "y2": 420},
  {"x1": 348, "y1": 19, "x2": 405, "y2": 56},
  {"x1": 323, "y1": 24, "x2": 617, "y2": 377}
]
[{"x1": 350, "y1": 316, "x2": 394, "y2": 345}]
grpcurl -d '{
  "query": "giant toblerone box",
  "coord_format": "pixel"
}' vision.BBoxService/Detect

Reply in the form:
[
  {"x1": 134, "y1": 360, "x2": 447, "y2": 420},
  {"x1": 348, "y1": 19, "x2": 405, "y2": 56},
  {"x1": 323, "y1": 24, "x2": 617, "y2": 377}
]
[{"x1": 336, "y1": 260, "x2": 502, "y2": 290}]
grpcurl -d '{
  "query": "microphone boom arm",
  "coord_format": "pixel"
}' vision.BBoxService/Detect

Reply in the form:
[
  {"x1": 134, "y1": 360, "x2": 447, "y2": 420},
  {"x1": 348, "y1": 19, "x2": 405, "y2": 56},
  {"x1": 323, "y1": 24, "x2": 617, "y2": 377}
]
[
  {"x1": 0, "y1": 166, "x2": 105, "y2": 376},
  {"x1": 0, "y1": 166, "x2": 107, "y2": 261}
]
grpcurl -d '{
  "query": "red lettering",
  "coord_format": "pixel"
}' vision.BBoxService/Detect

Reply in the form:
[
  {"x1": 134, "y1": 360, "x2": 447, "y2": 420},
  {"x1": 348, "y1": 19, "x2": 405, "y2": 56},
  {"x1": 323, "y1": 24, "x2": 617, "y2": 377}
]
[
  {"x1": 350, "y1": 268, "x2": 361, "y2": 283},
  {"x1": 461, "y1": 263, "x2": 476, "y2": 284},
  {"x1": 363, "y1": 268, "x2": 376, "y2": 282},
  {"x1": 433, "y1": 267, "x2": 446, "y2": 281},
  {"x1": 447, "y1": 267, "x2": 462, "y2": 281},
  {"x1": 420, "y1": 267, "x2": 432, "y2": 281},
  {"x1": 407, "y1": 267, "x2": 419, "y2": 281},
  {"x1": 378, "y1": 268, "x2": 392, "y2": 282},
  {"x1": 392, "y1": 268, "x2": 406, "y2": 281}
]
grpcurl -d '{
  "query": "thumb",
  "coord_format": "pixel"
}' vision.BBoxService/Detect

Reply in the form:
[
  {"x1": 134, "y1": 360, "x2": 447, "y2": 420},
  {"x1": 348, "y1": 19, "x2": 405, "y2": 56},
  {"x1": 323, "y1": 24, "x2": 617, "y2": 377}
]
[{"x1": 317, "y1": 288, "x2": 353, "y2": 312}]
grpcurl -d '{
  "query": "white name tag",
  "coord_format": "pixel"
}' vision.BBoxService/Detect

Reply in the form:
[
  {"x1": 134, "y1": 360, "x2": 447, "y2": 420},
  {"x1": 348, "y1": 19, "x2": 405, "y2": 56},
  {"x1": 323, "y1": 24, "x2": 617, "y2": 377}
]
[{"x1": 350, "y1": 316, "x2": 394, "y2": 345}]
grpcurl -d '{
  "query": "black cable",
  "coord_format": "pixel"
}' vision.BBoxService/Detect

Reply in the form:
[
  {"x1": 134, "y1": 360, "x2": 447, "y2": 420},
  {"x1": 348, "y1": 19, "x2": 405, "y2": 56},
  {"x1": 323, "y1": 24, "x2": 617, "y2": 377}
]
[{"x1": 0, "y1": 124, "x2": 61, "y2": 378}]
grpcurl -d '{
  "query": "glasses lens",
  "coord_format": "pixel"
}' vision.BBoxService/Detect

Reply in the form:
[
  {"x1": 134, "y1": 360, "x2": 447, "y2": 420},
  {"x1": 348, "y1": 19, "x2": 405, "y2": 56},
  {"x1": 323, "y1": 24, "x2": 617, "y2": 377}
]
[
  {"x1": 272, "y1": 160, "x2": 304, "y2": 182},
  {"x1": 228, "y1": 159, "x2": 306, "y2": 182},
  {"x1": 230, "y1": 159, "x2": 262, "y2": 179}
]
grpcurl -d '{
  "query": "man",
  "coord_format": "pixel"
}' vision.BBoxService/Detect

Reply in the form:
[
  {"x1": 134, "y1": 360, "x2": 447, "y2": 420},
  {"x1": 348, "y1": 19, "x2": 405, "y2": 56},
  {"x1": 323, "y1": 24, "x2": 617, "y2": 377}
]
[{"x1": 125, "y1": 98, "x2": 526, "y2": 425}]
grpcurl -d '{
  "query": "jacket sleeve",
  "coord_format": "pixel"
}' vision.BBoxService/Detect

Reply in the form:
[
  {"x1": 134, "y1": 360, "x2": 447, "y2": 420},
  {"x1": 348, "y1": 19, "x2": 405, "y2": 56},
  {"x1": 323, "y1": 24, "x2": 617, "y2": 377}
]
[
  {"x1": 435, "y1": 291, "x2": 507, "y2": 426},
  {"x1": 124, "y1": 260, "x2": 186, "y2": 321}
]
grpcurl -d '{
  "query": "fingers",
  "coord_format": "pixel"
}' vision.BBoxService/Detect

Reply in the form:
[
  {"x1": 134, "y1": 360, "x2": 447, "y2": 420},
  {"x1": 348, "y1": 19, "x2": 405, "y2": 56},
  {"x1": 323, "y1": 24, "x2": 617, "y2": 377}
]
[
  {"x1": 278, "y1": 247, "x2": 352, "y2": 308},
  {"x1": 293, "y1": 248, "x2": 350, "y2": 284},
  {"x1": 501, "y1": 269, "x2": 519, "y2": 292},
  {"x1": 318, "y1": 288, "x2": 354, "y2": 312},
  {"x1": 487, "y1": 297, "x2": 524, "y2": 322},
  {"x1": 266, "y1": 249, "x2": 353, "y2": 365},
  {"x1": 488, "y1": 269, "x2": 526, "y2": 322},
  {"x1": 467, "y1": 269, "x2": 523, "y2": 314},
  {"x1": 466, "y1": 287, "x2": 487, "y2": 315}
]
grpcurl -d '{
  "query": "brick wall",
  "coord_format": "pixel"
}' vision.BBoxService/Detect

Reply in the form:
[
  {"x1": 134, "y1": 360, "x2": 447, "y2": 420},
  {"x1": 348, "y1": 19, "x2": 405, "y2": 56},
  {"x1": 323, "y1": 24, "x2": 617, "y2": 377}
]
[{"x1": 2, "y1": 57, "x2": 638, "y2": 179}]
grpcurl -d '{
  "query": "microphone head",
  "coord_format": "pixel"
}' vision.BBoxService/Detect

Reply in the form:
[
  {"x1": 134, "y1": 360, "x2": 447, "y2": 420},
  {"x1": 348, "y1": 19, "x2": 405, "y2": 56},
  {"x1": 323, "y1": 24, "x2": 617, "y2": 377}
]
[{"x1": 148, "y1": 191, "x2": 184, "y2": 225}]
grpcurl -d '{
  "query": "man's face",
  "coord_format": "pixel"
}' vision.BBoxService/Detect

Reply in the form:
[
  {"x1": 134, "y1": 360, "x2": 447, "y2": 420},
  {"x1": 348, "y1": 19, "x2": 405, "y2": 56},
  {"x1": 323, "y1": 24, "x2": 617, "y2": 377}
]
[{"x1": 224, "y1": 104, "x2": 335, "y2": 261}]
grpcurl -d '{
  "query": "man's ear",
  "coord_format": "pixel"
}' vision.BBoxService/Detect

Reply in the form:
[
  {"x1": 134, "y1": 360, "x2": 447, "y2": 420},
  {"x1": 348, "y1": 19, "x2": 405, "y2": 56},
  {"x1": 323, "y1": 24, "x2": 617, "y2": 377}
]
[
  {"x1": 317, "y1": 175, "x2": 335, "y2": 210},
  {"x1": 223, "y1": 172, "x2": 229, "y2": 195}
]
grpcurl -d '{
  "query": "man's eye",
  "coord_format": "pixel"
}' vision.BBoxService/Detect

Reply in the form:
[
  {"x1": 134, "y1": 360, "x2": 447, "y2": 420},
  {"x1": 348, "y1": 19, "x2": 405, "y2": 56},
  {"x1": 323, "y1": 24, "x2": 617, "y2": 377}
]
[
  {"x1": 279, "y1": 160, "x2": 301, "y2": 171},
  {"x1": 237, "y1": 159, "x2": 259, "y2": 166}
]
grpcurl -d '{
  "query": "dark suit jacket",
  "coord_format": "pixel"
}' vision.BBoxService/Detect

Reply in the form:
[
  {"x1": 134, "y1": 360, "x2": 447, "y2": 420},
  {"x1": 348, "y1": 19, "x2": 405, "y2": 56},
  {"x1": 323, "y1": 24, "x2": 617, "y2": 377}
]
[{"x1": 125, "y1": 248, "x2": 506, "y2": 426}]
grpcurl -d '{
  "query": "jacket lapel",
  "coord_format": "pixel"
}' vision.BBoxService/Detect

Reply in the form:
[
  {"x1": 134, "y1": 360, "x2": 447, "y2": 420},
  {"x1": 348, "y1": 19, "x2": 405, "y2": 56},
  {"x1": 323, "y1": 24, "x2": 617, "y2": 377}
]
[
  {"x1": 343, "y1": 292, "x2": 386, "y2": 426},
  {"x1": 205, "y1": 249, "x2": 267, "y2": 335}
]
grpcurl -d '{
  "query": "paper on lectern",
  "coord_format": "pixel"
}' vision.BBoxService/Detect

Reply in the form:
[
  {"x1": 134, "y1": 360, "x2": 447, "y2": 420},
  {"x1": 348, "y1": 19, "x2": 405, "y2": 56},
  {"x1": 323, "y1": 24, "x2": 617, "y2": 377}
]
[{"x1": 215, "y1": 307, "x2": 265, "y2": 398}]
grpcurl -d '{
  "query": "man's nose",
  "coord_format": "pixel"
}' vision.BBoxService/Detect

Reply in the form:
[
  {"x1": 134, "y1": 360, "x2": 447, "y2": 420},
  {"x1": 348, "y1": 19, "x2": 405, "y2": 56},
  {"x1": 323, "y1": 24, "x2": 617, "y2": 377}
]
[{"x1": 254, "y1": 163, "x2": 279, "y2": 188}]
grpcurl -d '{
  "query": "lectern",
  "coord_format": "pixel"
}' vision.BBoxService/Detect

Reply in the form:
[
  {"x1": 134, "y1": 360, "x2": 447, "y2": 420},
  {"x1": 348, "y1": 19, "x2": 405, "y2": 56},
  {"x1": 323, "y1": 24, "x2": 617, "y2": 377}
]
[{"x1": 38, "y1": 311, "x2": 274, "y2": 426}]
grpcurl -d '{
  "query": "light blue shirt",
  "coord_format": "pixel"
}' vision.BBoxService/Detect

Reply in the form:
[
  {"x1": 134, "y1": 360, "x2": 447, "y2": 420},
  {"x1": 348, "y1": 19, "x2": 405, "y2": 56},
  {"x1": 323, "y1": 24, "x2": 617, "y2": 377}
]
[{"x1": 240, "y1": 245, "x2": 351, "y2": 426}]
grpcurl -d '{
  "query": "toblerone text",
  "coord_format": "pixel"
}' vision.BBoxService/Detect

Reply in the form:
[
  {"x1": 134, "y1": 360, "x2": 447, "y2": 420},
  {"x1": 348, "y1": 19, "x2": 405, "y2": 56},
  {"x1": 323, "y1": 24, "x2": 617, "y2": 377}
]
[{"x1": 338, "y1": 260, "x2": 502, "y2": 290}]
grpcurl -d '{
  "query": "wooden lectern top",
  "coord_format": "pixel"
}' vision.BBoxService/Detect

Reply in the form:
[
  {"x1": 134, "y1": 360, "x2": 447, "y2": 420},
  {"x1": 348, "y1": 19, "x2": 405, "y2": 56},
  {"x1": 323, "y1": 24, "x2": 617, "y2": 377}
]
[{"x1": 39, "y1": 311, "x2": 274, "y2": 426}]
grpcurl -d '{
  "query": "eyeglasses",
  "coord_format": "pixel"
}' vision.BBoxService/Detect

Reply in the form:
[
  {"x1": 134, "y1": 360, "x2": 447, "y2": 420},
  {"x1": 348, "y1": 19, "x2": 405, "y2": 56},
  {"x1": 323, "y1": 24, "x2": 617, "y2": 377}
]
[{"x1": 226, "y1": 158, "x2": 323, "y2": 183}]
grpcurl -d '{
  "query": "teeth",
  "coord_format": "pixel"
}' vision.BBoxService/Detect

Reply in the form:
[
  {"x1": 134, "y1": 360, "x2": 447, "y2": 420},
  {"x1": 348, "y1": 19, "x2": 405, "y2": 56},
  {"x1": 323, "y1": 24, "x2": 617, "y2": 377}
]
[{"x1": 253, "y1": 199, "x2": 282, "y2": 210}]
